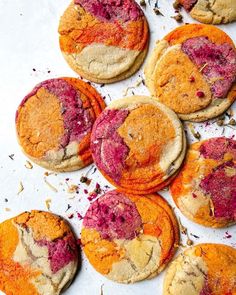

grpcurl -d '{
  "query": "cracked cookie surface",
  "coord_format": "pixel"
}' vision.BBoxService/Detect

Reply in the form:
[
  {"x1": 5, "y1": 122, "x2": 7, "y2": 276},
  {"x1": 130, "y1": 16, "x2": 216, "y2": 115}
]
[
  {"x1": 170, "y1": 137, "x2": 236, "y2": 228},
  {"x1": 81, "y1": 190, "x2": 179, "y2": 283},
  {"x1": 180, "y1": 0, "x2": 236, "y2": 24},
  {"x1": 145, "y1": 24, "x2": 236, "y2": 122},
  {"x1": 58, "y1": 0, "x2": 149, "y2": 83},
  {"x1": 163, "y1": 243, "x2": 236, "y2": 295},
  {"x1": 0, "y1": 210, "x2": 78, "y2": 295},
  {"x1": 91, "y1": 96, "x2": 186, "y2": 194},
  {"x1": 16, "y1": 78, "x2": 105, "y2": 171}
]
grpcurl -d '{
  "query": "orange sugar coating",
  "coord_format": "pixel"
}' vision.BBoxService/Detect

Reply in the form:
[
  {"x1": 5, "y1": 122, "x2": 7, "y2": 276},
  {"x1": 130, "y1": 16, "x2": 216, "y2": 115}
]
[
  {"x1": 165, "y1": 24, "x2": 234, "y2": 46},
  {"x1": 153, "y1": 47, "x2": 212, "y2": 114},
  {"x1": 16, "y1": 87, "x2": 64, "y2": 159},
  {"x1": 59, "y1": 3, "x2": 149, "y2": 54},
  {"x1": 15, "y1": 210, "x2": 72, "y2": 241},
  {"x1": 117, "y1": 104, "x2": 176, "y2": 191},
  {"x1": 81, "y1": 228, "x2": 124, "y2": 275},
  {"x1": 0, "y1": 219, "x2": 40, "y2": 295},
  {"x1": 194, "y1": 244, "x2": 236, "y2": 294}
]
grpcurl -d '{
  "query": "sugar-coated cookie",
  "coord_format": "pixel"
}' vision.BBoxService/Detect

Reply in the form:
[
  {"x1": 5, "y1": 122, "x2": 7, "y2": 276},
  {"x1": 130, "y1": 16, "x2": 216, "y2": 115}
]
[
  {"x1": 81, "y1": 190, "x2": 179, "y2": 283},
  {"x1": 0, "y1": 210, "x2": 78, "y2": 295},
  {"x1": 170, "y1": 137, "x2": 236, "y2": 228},
  {"x1": 16, "y1": 78, "x2": 105, "y2": 171},
  {"x1": 180, "y1": 0, "x2": 236, "y2": 24},
  {"x1": 163, "y1": 243, "x2": 236, "y2": 295},
  {"x1": 91, "y1": 96, "x2": 186, "y2": 194},
  {"x1": 145, "y1": 24, "x2": 236, "y2": 122},
  {"x1": 58, "y1": 0, "x2": 149, "y2": 84}
]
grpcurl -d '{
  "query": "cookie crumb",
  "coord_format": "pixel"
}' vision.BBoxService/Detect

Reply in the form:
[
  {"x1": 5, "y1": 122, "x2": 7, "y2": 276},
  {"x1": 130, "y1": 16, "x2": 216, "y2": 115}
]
[
  {"x1": 25, "y1": 160, "x2": 33, "y2": 169},
  {"x1": 140, "y1": 0, "x2": 146, "y2": 6},
  {"x1": 172, "y1": 13, "x2": 183, "y2": 22},
  {"x1": 45, "y1": 199, "x2": 52, "y2": 211},
  {"x1": 17, "y1": 181, "x2": 24, "y2": 195},
  {"x1": 44, "y1": 177, "x2": 58, "y2": 193}
]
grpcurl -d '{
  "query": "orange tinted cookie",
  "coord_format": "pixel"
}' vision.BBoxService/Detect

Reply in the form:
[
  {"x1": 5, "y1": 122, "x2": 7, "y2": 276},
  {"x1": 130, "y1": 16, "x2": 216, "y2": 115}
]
[
  {"x1": 16, "y1": 78, "x2": 105, "y2": 171},
  {"x1": 91, "y1": 96, "x2": 186, "y2": 194},
  {"x1": 164, "y1": 243, "x2": 236, "y2": 295},
  {"x1": 0, "y1": 211, "x2": 78, "y2": 295},
  {"x1": 81, "y1": 190, "x2": 179, "y2": 283},
  {"x1": 170, "y1": 137, "x2": 236, "y2": 228},
  {"x1": 58, "y1": 0, "x2": 149, "y2": 83},
  {"x1": 145, "y1": 24, "x2": 236, "y2": 122}
]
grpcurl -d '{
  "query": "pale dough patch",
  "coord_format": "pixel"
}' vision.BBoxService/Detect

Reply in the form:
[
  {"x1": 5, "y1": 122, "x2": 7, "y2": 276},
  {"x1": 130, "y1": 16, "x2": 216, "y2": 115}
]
[
  {"x1": 106, "y1": 235, "x2": 161, "y2": 283},
  {"x1": 13, "y1": 224, "x2": 77, "y2": 295},
  {"x1": 64, "y1": 43, "x2": 141, "y2": 80},
  {"x1": 190, "y1": 0, "x2": 236, "y2": 24},
  {"x1": 163, "y1": 248, "x2": 208, "y2": 295}
]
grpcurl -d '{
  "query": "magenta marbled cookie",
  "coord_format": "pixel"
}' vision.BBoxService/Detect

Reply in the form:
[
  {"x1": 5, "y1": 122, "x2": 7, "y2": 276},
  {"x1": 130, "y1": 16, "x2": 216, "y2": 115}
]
[
  {"x1": 0, "y1": 210, "x2": 79, "y2": 295},
  {"x1": 16, "y1": 77, "x2": 105, "y2": 171}
]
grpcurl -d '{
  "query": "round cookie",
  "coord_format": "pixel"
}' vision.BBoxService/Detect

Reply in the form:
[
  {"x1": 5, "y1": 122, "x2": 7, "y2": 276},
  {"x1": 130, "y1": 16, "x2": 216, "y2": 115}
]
[
  {"x1": 163, "y1": 243, "x2": 236, "y2": 295},
  {"x1": 170, "y1": 137, "x2": 236, "y2": 228},
  {"x1": 81, "y1": 190, "x2": 179, "y2": 283},
  {"x1": 145, "y1": 24, "x2": 236, "y2": 122},
  {"x1": 91, "y1": 96, "x2": 186, "y2": 194},
  {"x1": 58, "y1": 0, "x2": 149, "y2": 84},
  {"x1": 0, "y1": 210, "x2": 78, "y2": 295},
  {"x1": 179, "y1": 0, "x2": 236, "y2": 24},
  {"x1": 16, "y1": 78, "x2": 105, "y2": 172}
]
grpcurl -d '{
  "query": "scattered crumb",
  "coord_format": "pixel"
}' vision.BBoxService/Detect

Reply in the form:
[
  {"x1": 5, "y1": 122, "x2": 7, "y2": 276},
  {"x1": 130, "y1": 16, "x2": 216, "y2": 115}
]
[
  {"x1": 67, "y1": 184, "x2": 79, "y2": 194},
  {"x1": 45, "y1": 199, "x2": 52, "y2": 211},
  {"x1": 44, "y1": 177, "x2": 58, "y2": 193},
  {"x1": 17, "y1": 181, "x2": 24, "y2": 195},
  {"x1": 178, "y1": 218, "x2": 187, "y2": 235},
  {"x1": 171, "y1": 13, "x2": 183, "y2": 22},
  {"x1": 25, "y1": 160, "x2": 33, "y2": 169},
  {"x1": 5, "y1": 208, "x2": 11, "y2": 212}
]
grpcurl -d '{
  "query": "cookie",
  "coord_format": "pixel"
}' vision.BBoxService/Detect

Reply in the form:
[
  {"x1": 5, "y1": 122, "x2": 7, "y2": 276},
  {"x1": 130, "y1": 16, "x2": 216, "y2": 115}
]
[
  {"x1": 180, "y1": 0, "x2": 236, "y2": 24},
  {"x1": 58, "y1": 0, "x2": 149, "y2": 84},
  {"x1": 163, "y1": 243, "x2": 236, "y2": 295},
  {"x1": 0, "y1": 210, "x2": 78, "y2": 295},
  {"x1": 16, "y1": 78, "x2": 105, "y2": 172},
  {"x1": 91, "y1": 96, "x2": 186, "y2": 194},
  {"x1": 170, "y1": 137, "x2": 236, "y2": 228},
  {"x1": 145, "y1": 24, "x2": 236, "y2": 122},
  {"x1": 81, "y1": 190, "x2": 179, "y2": 283}
]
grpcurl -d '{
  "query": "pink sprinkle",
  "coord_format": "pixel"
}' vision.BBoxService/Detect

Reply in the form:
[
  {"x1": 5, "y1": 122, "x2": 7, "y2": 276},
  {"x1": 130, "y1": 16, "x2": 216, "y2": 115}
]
[
  {"x1": 68, "y1": 213, "x2": 74, "y2": 219},
  {"x1": 196, "y1": 90, "x2": 205, "y2": 98},
  {"x1": 77, "y1": 212, "x2": 83, "y2": 220},
  {"x1": 88, "y1": 192, "x2": 98, "y2": 201},
  {"x1": 189, "y1": 76, "x2": 195, "y2": 82},
  {"x1": 84, "y1": 189, "x2": 88, "y2": 194},
  {"x1": 224, "y1": 231, "x2": 232, "y2": 239},
  {"x1": 96, "y1": 183, "x2": 100, "y2": 189}
]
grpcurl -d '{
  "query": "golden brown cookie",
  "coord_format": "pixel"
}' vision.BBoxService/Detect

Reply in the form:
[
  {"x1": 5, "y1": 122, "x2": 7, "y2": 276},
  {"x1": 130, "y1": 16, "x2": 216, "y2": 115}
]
[
  {"x1": 179, "y1": 0, "x2": 236, "y2": 24},
  {"x1": 16, "y1": 78, "x2": 105, "y2": 171},
  {"x1": 145, "y1": 24, "x2": 236, "y2": 122},
  {"x1": 81, "y1": 190, "x2": 179, "y2": 283},
  {"x1": 58, "y1": 0, "x2": 149, "y2": 84}
]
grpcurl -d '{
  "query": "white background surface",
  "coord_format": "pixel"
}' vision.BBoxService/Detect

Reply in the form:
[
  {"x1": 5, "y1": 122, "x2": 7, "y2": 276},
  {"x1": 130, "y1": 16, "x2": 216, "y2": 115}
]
[{"x1": 0, "y1": 0, "x2": 235, "y2": 294}]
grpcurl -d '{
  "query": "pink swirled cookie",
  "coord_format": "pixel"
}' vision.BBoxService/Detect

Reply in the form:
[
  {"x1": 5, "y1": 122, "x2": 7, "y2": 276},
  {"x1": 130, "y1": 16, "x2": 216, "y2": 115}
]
[
  {"x1": 58, "y1": 0, "x2": 149, "y2": 83},
  {"x1": 91, "y1": 96, "x2": 186, "y2": 194},
  {"x1": 164, "y1": 243, "x2": 236, "y2": 295},
  {"x1": 170, "y1": 137, "x2": 236, "y2": 228},
  {"x1": 16, "y1": 78, "x2": 105, "y2": 171},
  {"x1": 81, "y1": 190, "x2": 179, "y2": 283},
  {"x1": 0, "y1": 210, "x2": 78, "y2": 295},
  {"x1": 179, "y1": 0, "x2": 236, "y2": 24},
  {"x1": 145, "y1": 24, "x2": 236, "y2": 122}
]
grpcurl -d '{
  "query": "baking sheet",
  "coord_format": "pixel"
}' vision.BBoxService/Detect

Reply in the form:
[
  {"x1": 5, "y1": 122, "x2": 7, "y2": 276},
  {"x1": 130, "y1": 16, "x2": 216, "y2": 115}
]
[{"x1": 0, "y1": 0, "x2": 235, "y2": 294}]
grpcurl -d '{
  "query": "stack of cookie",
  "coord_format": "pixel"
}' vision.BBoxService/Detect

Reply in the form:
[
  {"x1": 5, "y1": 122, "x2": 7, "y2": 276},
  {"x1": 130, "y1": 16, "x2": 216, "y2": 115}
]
[{"x1": 1, "y1": 0, "x2": 235, "y2": 295}]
